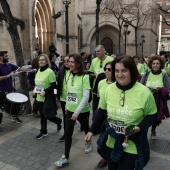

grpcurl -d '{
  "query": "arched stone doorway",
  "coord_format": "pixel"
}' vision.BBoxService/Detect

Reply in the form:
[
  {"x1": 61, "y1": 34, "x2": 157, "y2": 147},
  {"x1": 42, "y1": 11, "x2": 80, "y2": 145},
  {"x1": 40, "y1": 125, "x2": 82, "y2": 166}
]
[
  {"x1": 101, "y1": 37, "x2": 113, "y2": 55},
  {"x1": 33, "y1": 0, "x2": 55, "y2": 53},
  {"x1": 89, "y1": 25, "x2": 121, "y2": 55}
]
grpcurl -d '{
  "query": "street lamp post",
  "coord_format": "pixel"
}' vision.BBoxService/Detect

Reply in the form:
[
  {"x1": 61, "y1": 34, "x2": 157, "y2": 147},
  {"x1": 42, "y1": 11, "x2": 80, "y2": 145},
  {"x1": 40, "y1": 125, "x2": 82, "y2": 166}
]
[
  {"x1": 123, "y1": 23, "x2": 129, "y2": 55},
  {"x1": 141, "y1": 34, "x2": 145, "y2": 56},
  {"x1": 96, "y1": 0, "x2": 102, "y2": 46},
  {"x1": 155, "y1": 39, "x2": 159, "y2": 55},
  {"x1": 62, "y1": 0, "x2": 71, "y2": 55}
]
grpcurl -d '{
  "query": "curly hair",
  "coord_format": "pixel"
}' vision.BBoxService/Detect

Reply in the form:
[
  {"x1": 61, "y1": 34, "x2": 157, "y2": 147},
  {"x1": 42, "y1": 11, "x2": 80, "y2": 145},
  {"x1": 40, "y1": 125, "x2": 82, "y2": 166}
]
[{"x1": 147, "y1": 55, "x2": 165, "y2": 70}]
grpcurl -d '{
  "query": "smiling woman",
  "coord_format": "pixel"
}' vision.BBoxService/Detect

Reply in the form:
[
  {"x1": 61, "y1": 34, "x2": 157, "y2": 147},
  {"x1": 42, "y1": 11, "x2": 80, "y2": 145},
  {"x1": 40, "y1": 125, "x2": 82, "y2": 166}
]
[
  {"x1": 85, "y1": 55, "x2": 157, "y2": 170},
  {"x1": 140, "y1": 55, "x2": 170, "y2": 140}
]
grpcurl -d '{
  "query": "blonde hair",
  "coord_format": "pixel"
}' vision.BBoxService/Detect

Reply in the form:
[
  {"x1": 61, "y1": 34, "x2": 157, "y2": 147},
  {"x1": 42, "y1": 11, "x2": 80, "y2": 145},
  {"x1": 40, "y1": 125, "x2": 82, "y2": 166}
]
[{"x1": 38, "y1": 53, "x2": 51, "y2": 68}]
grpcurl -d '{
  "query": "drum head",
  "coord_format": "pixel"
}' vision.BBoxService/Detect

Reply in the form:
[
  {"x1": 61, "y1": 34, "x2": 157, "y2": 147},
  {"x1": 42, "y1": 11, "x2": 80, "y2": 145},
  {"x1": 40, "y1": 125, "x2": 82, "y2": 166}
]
[{"x1": 6, "y1": 93, "x2": 28, "y2": 103}]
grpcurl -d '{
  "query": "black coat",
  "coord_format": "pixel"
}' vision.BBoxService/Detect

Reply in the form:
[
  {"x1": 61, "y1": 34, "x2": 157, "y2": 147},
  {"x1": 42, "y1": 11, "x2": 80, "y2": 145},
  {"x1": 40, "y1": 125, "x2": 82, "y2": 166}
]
[
  {"x1": 57, "y1": 69, "x2": 66, "y2": 100},
  {"x1": 42, "y1": 92, "x2": 57, "y2": 118}
]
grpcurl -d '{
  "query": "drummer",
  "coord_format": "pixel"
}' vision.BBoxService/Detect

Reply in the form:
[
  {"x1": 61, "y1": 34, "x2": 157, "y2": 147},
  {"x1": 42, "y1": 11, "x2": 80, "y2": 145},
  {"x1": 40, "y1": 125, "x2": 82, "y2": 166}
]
[{"x1": 0, "y1": 51, "x2": 30, "y2": 128}]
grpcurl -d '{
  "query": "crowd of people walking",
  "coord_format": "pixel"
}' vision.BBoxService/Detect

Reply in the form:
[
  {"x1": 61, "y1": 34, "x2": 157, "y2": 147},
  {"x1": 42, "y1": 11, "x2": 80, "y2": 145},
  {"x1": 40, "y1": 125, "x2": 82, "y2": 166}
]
[{"x1": 0, "y1": 44, "x2": 170, "y2": 170}]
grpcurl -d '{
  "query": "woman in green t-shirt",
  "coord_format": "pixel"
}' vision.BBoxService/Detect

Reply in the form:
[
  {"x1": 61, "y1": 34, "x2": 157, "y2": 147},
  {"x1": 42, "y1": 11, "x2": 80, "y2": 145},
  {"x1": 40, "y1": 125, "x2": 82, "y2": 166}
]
[
  {"x1": 33, "y1": 54, "x2": 62, "y2": 140},
  {"x1": 85, "y1": 55, "x2": 157, "y2": 170},
  {"x1": 140, "y1": 55, "x2": 170, "y2": 140},
  {"x1": 96, "y1": 62, "x2": 114, "y2": 168},
  {"x1": 55, "y1": 54, "x2": 91, "y2": 167}
]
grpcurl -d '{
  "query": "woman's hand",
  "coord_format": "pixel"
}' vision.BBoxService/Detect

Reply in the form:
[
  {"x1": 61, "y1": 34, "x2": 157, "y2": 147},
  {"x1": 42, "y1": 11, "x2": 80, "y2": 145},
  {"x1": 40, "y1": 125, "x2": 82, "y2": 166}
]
[
  {"x1": 85, "y1": 132, "x2": 93, "y2": 144},
  {"x1": 40, "y1": 90, "x2": 45, "y2": 96},
  {"x1": 133, "y1": 126, "x2": 140, "y2": 133},
  {"x1": 71, "y1": 113, "x2": 78, "y2": 120}
]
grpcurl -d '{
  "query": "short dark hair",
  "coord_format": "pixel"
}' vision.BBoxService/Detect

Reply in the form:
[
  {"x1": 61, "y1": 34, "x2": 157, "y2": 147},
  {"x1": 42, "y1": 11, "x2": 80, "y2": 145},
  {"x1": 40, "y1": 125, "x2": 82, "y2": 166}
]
[
  {"x1": 0, "y1": 51, "x2": 7, "y2": 56},
  {"x1": 148, "y1": 55, "x2": 164, "y2": 70},
  {"x1": 104, "y1": 61, "x2": 114, "y2": 81},
  {"x1": 81, "y1": 52, "x2": 86, "y2": 56},
  {"x1": 111, "y1": 55, "x2": 139, "y2": 85},
  {"x1": 69, "y1": 54, "x2": 84, "y2": 76},
  {"x1": 49, "y1": 53, "x2": 55, "y2": 60},
  {"x1": 133, "y1": 55, "x2": 139, "y2": 60}
]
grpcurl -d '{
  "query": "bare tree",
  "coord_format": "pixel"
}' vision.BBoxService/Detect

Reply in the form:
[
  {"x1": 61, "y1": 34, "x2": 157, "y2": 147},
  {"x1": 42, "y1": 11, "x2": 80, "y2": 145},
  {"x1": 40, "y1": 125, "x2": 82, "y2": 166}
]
[
  {"x1": 102, "y1": 0, "x2": 156, "y2": 55},
  {"x1": 101, "y1": 0, "x2": 126, "y2": 55},
  {"x1": 152, "y1": 0, "x2": 170, "y2": 26},
  {"x1": 0, "y1": 0, "x2": 32, "y2": 114}
]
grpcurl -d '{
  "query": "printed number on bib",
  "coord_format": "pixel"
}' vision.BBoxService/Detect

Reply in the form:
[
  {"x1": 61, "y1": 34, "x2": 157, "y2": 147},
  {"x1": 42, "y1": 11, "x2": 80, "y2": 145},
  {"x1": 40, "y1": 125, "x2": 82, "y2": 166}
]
[
  {"x1": 34, "y1": 86, "x2": 44, "y2": 93},
  {"x1": 108, "y1": 119, "x2": 127, "y2": 134},
  {"x1": 67, "y1": 92, "x2": 78, "y2": 104}
]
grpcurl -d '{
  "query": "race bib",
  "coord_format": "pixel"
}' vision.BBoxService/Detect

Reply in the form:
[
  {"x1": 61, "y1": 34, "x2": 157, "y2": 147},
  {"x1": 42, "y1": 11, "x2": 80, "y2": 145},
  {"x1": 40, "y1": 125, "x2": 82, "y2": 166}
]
[
  {"x1": 34, "y1": 86, "x2": 44, "y2": 93},
  {"x1": 108, "y1": 119, "x2": 127, "y2": 134},
  {"x1": 67, "y1": 92, "x2": 78, "y2": 104}
]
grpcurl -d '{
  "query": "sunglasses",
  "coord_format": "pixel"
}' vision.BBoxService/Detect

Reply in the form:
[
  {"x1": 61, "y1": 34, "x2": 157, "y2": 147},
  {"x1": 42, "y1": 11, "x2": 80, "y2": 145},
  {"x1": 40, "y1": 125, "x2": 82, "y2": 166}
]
[
  {"x1": 104, "y1": 68, "x2": 111, "y2": 72},
  {"x1": 100, "y1": 61, "x2": 103, "y2": 68},
  {"x1": 119, "y1": 91, "x2": 125, "y2": 107}
]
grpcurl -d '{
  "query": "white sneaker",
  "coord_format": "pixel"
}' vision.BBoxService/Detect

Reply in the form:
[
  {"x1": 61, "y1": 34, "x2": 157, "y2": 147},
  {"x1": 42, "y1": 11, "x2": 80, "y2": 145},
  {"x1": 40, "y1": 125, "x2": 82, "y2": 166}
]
[
  {"x1": 85, "y1": 142, "x2": 92, "y2": 154},
  {"x1": 151, "y1": 130, "x2": 157, "y2": 140},
  {"x1": 55, "y1": 155, "x2": 69, "y2": 167}
]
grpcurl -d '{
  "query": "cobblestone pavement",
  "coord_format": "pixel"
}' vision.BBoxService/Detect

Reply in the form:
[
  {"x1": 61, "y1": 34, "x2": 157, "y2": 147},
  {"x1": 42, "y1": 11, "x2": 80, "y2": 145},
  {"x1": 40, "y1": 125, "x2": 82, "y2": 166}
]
[{"x1": 0, "y1": 99, "x2": 170, "y2": 170}]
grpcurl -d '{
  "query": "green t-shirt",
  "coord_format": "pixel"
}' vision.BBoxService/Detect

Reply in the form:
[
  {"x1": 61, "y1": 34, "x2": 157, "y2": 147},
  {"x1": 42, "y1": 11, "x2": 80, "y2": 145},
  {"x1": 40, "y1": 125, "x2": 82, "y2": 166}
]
[
  {"x1": 90, "y1": 56, "x2": 113, "y2": 88},
  {"x1": 97, "y1": 79, "x2": 111, "y2": 108},
  {"x1": 60, "y1": 70, "x2": 70, "y2": 102},
  {"x1": 100, "y1": 82, "x2": 157, "y2": 154},
  {"x1": 146, "y1": 72, "x2": 163, "y2": 89},
  {"x1": 66, "y1": 74, "x2": 90, "y2": 113},
  {"x1": 35, "y1": 68, "x2": 56, "y2": 102},
  {"x1": 90, "y1": 56, "x2": 113, "y2": 74}
]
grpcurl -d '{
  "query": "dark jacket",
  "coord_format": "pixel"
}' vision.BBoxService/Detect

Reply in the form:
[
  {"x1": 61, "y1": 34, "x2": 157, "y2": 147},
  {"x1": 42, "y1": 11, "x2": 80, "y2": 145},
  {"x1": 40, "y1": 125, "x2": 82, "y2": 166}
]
[
  {"x1": 42, "y1": 92, "x2": 57, "y2": 118},
  {"x1": 57, "y1": 69, "x2": 66, "y2": 100},
  {"x1": 97, "y1": 120, "x2": 150, "y2": 170},
  {"x1": 154, "y1": 87, "x2": 170, "y2": 121}
]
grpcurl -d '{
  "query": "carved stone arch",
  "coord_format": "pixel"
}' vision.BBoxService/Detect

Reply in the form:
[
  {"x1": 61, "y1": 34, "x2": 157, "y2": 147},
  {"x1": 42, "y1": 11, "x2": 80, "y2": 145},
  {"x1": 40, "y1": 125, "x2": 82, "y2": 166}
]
[
  {"x1": 32, "y1": 0, "x2": 56, "y2": 53},
  {"x1": 86, "y1": 21, "x2": 123, "y2": 55}
]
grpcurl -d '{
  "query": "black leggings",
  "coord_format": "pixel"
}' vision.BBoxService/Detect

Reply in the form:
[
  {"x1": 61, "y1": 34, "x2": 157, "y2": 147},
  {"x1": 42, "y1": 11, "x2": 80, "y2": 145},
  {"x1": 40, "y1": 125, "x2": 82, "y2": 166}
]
[
  {"x1": 60, "y1": 101, "x2": 66, "y2": 133},
  {"x1": 65, "y1": 110, "x2": 89, "y2": 159},
  {"x1": 107, "y1": 146, "x2": 137, "y2": 170}
]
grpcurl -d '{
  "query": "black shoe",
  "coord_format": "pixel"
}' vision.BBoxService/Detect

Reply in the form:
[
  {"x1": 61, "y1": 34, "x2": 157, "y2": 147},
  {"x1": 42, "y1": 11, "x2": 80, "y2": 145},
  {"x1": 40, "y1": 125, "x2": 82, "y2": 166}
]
[
  {"x1": 59, "y1": 134, "x2": 65, "y2": 142},
  {"x1": 98, "y1": 158, "x2": 107, "y2": 168},
  {"x1": 12, "y1": 117, "x2": 22, "y2": 123},
  {"x1": 0, "y1": 126, "x2": 3, "y2": 132},
  {"x1": 36, "y1": 133, "x2": 48, "y2": 139},
  {"x1": 57, "y1": 119, "x2": 62, "y2": 131}
]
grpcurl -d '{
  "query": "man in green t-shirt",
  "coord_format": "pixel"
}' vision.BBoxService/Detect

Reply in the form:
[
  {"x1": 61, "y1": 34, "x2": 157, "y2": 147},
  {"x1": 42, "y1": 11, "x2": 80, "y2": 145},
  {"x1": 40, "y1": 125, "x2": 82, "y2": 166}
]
[{"x1": 89, "y1": 45, "x2": 113, "y2": 116}]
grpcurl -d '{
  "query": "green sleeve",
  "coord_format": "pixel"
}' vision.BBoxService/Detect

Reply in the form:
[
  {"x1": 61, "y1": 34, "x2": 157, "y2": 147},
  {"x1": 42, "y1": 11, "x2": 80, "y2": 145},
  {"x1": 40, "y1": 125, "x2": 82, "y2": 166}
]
[
  {"x1": 100, "y1": 86, "x2": 107, "y2": 110},
  {"x1": 83, "y1": 75, "x2": 91, "y2": 90},
  {"x1": 49, "y1": 70, "x2": 56, "y2": 83}
]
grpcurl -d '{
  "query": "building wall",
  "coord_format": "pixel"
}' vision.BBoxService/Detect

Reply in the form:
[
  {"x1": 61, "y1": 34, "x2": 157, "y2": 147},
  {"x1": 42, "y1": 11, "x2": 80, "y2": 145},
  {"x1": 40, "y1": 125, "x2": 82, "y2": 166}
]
[{"x1": 0, "y1": 0, "x2": 160, "y2": 63}]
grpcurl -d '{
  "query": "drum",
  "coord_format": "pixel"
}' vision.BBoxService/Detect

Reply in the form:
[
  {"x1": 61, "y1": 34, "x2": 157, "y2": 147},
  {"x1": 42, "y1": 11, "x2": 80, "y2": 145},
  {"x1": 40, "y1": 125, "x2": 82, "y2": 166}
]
[{"x1": 4, "y1": 93, "x2": 28, "y2": 115}]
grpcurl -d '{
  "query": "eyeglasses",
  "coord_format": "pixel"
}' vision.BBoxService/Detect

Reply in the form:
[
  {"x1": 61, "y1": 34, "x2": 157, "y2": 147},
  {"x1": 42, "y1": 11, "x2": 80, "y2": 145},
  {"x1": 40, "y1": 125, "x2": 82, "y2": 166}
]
[
  {"x1": 104, "y1": 68, "x2": 111, "y2": 72},
  {"x1": 119, "y1": 91, "x2": 125, "y2": 107},
  {"x1": 64, "y1": 60, "x2": 69, "y2": 63},
  {"x1": 100, "y1": 61, "x2": 103, "y2": 68},
  {"x1": 39, "y1": 59, "x2": 46, "y2": 62}
]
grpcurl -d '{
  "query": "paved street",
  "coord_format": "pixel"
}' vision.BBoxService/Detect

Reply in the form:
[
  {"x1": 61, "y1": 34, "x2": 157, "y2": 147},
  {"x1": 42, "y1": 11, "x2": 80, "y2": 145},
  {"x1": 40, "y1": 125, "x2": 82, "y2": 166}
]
[{"x1": 0, "y1": 98, "x2": 170, "y2": 170}]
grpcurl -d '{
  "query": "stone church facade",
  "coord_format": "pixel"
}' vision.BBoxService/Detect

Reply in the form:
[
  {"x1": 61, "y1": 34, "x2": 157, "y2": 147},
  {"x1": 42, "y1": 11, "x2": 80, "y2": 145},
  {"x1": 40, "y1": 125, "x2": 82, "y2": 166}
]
[{"x1": 0, "y1": 0, "x2": 159, "y2": 62}]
